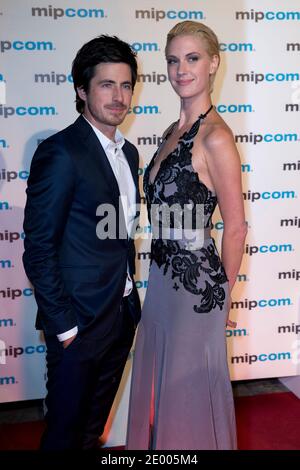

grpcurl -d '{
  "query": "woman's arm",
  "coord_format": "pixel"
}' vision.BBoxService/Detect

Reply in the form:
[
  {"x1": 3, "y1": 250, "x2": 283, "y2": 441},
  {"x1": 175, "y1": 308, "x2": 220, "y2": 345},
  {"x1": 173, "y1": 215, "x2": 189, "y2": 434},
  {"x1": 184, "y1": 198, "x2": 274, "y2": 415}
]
[{"x1": 204, "y1": 126, "x2": 247, "y2": 321}]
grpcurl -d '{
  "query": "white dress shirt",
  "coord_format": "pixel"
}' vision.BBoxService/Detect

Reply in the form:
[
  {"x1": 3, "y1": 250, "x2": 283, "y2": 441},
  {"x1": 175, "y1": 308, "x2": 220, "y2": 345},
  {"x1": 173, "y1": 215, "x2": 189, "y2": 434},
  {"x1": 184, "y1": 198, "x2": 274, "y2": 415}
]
[{"x1": 57, "y1": 117, "x2": 136, "y2": 342}]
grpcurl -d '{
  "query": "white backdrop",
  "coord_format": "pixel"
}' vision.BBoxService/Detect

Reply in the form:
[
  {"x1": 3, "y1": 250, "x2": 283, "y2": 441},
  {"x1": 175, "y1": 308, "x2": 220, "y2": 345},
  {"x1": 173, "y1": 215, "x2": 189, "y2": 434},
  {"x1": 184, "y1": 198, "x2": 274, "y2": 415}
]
[{"x1": 0, "y1": 0, "x2": 300, "y2": 446}]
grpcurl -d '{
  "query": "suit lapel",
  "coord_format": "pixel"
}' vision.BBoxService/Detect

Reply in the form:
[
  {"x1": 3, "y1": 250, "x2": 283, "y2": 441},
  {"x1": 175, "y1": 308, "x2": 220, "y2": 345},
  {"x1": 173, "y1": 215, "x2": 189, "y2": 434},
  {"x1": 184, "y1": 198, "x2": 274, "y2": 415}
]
[
  {"x1": 73, "y1": 115, "x2": 121, "y2": 206},
  {"x1": 72, "y1": 116, "x2": 139, "y2": 240},
  {"x1": 123, "y1": 141, "x2": 139, "y2": 205}
]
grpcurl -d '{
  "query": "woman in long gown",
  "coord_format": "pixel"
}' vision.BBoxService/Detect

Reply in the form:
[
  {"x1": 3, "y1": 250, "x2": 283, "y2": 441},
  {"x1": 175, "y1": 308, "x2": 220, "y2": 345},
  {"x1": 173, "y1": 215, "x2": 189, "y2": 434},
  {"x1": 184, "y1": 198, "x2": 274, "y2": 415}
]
[{"x1": 126, "y1": 20, "x2": 247, "y2": 450}]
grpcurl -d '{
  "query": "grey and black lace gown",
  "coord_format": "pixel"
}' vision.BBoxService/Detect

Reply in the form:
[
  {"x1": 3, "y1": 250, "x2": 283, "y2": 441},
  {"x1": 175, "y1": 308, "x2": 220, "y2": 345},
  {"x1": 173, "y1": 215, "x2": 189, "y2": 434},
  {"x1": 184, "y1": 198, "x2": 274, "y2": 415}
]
[{"x1": 126, "y1": 113, "x2": 237, "y2": 450}]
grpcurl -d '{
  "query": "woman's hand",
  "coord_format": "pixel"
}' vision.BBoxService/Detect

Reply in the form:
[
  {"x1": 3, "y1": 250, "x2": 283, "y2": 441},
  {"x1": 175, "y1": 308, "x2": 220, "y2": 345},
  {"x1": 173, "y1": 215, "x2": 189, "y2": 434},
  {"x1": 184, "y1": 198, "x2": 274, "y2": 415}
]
[
  {"x1": 226, "y1": 318, "x2": 237, "y2": 328},
  {"x1": 226, "y1": 294, "x2": 237, "y2": 329}
]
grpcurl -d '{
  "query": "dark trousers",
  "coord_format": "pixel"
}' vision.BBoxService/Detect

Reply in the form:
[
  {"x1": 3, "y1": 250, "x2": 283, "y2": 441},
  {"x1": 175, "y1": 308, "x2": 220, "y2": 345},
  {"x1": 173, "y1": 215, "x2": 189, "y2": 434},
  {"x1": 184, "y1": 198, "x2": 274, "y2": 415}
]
[{"x1": 40, "y1": 298, "x2": 135, "y2": 450}]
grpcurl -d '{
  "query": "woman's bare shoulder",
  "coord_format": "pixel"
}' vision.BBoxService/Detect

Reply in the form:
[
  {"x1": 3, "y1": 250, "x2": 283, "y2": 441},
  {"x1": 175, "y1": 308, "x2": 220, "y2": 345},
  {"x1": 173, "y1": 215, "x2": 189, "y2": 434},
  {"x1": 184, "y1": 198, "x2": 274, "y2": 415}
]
[
  {"x1": 202, "y1": 116, "x2": 235, "y2": 153},
  {"x1": 162, "y1": 121, "x2": 178, "y2": 139}
]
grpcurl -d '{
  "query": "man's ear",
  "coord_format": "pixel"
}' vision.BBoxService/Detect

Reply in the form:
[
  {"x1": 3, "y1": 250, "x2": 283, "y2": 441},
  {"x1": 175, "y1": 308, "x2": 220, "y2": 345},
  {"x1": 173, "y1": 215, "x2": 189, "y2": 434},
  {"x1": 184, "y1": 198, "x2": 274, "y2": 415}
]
[{"x1": 77, "y1": 87, "x2": 86, "y2": 101}]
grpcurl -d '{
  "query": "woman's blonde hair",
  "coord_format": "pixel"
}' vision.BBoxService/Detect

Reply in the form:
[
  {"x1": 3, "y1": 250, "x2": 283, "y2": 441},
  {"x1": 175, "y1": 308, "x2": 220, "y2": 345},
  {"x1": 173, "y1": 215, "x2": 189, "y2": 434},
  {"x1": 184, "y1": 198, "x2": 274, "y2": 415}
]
[{"x1": 165, "y1": 21, "x2": 220, "y2": 92}]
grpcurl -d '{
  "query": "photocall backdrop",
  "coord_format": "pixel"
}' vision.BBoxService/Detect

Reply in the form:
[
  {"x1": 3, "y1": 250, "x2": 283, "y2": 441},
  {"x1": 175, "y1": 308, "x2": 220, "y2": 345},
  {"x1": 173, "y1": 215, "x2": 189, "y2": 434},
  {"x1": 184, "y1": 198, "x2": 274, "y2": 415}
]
[{"x1": 0, "y1": 0, "x2": 299, "y2": 446}]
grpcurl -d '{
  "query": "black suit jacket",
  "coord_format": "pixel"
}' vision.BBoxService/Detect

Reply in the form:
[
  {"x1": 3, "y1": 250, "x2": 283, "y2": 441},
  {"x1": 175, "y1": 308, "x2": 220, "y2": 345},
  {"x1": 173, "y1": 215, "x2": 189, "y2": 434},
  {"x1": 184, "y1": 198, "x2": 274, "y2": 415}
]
[{"x1": 23, "y1": 115, "x2": 141, "y2": 337}]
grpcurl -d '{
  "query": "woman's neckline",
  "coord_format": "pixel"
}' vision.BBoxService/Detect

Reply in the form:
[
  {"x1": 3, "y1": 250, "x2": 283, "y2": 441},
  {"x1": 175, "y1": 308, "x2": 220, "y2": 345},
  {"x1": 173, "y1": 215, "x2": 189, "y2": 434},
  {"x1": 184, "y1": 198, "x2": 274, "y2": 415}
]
[
  {"x1": 175, "y1": 104, "x2": 214, "y2": 136},
  {"x1": 149, "y1": 104, "x2": 214, "y2": 186}
]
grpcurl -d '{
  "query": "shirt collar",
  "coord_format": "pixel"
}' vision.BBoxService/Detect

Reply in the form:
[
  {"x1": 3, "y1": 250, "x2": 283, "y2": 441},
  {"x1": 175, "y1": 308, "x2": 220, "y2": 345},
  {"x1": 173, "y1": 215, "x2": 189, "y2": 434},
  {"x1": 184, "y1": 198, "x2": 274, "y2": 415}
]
[{"x1": 83, "y1": 115, "x2": 125, "y2": 152}]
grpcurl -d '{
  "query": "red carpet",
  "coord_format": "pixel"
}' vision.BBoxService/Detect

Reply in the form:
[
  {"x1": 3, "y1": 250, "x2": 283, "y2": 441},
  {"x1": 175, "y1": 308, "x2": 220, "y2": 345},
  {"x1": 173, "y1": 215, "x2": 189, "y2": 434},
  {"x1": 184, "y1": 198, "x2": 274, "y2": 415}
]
[
  {"x1": 235, "y1": 392, "x2": 300, "y2": 450},
  {"x1": 0, "y1": 392, "x2": 299, "y2": 450},
  {"x1": 0, "y1": 420, "x2": 46, "y2": 450}
]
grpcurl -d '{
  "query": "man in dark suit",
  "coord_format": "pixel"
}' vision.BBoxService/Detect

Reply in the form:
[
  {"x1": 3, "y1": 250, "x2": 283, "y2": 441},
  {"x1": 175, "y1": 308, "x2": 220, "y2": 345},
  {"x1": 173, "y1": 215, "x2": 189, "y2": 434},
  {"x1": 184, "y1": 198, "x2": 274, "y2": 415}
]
[{"x1": 23, "y1": 35, "x2": 141, "y2": 450}]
